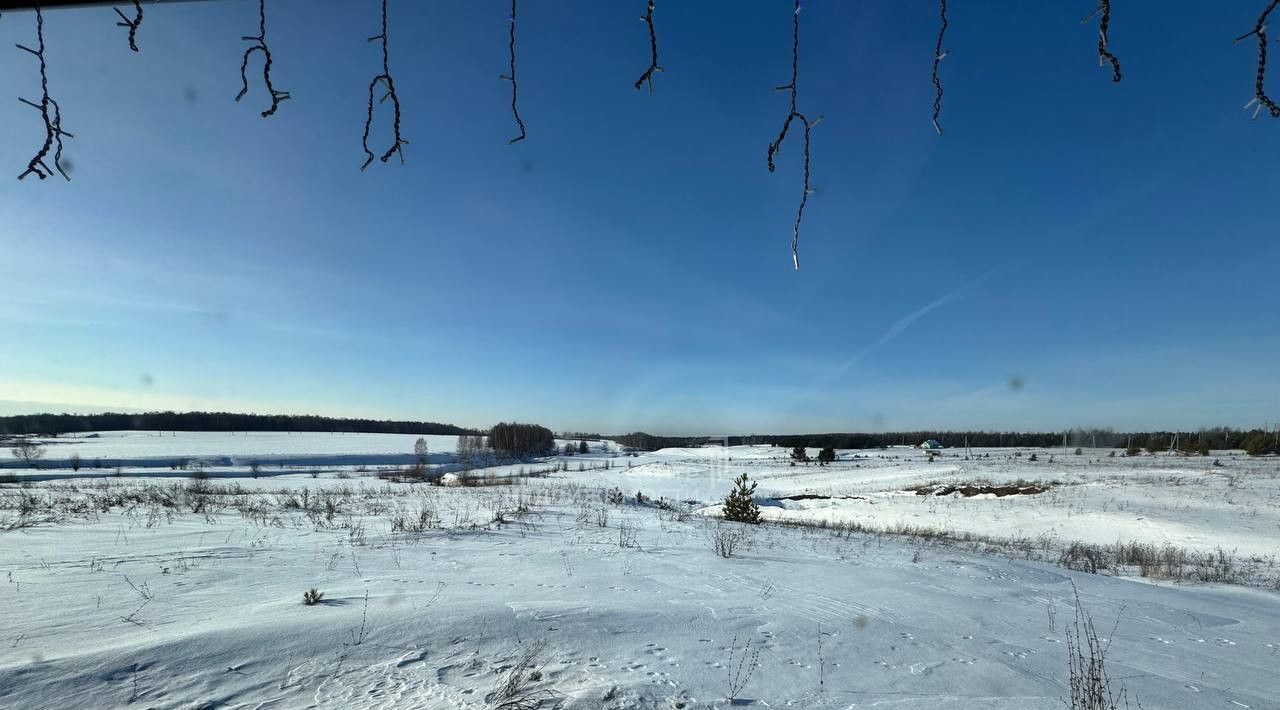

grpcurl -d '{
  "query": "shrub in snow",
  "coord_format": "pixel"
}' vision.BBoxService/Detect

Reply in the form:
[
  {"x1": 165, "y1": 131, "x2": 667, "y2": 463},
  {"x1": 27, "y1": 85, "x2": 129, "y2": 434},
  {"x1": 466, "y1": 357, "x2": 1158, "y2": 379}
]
[
  {"x1": 10, "y1": 439, "x2": 46, "y2": 468},
  {"x1": 1243, "y1": 432, "x2": 1277, "y2": 456},
  {"x1": 606, "y1": 487, "x2": 624, "y2": 505},
  {"x1": 488, "y1": 640, "x2": 560, "y2": 710},
  {"x1": 302, "y1": 588, "x2": 324, "y2": 606},
  {"x1": 710, "y1": 523, "x2": 749, "y2": 558},
  {"x1": 722, "y1": 473, "x2": 761, "y2": 525}
]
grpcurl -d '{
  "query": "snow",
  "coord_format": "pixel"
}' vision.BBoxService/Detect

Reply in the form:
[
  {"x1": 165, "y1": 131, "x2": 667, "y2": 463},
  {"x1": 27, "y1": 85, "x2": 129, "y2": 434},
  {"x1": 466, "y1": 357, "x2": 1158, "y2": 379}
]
[{"x1": 1, "y1": 435, "x2": 1278, "y2": 708}]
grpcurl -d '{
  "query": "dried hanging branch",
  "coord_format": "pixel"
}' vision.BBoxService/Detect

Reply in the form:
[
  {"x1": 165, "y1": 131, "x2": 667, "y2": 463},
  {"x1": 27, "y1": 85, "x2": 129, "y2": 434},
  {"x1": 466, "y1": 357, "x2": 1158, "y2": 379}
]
[
  {"x1": 1235, "y1": 0, "x2": 1280, "y2": 118},
  {"x1": 362, "y1": 0, "x2": 408, "y2": 169},
  {"x1": 114, "y1": 0, "x2": 142, "y2": 53},
  {"x1": 16, "y1": 0, "x2": 73, "y2": 181},
  {"x1": 1082, "y1": 1, "x2": 1122, "y2": 82},
  {"x1": 634, "y1": 0, "x2": 662, "y2": 92},
  {"x1": 931, "y1": 0, "x2": 948, "y2": 134},
  {"x1": 767, "y1": 0, "x2": 821, "y2": 271},
  {"x1": 500, "y1": 0, "x2": 526, "y2": 143},
  {"x1": 235, "y1": 0, "x2": 290, "y2": 117}
]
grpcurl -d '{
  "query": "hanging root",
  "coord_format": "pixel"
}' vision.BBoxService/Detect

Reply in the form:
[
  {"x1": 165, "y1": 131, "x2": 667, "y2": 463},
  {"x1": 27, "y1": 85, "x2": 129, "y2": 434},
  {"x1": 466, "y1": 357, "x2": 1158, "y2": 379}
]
[
  {"x1": 767, "y1": 0, "x2": 820, "y2": 270},
  {"x1": 1235, "y1": 0, "x2": 1280, "y2": 118},
  {"x1": 235, "y1": 0, "x2": 290, "y2": 117},
  {"x1": 931, "y1": 0, "x2": 948, "y2": 134},
  {"x1": 114, "y1": 0, "x2": 142, "y2": 53},
  {"x1": 501, "y1": 0, "x2": 526, "y2": 143},
  {"x1": 16, "y1": 0, "x2": 74, "y2": 181},
  {"x1": 634, "y1": 1, "x2": 662, "y2": 92},
  {"x1": 1082, "y1": 1, "x2": 1122, "y2": 82},
  {"x1": 362, "y1": 0, "x2": 408, "y2": 169}
]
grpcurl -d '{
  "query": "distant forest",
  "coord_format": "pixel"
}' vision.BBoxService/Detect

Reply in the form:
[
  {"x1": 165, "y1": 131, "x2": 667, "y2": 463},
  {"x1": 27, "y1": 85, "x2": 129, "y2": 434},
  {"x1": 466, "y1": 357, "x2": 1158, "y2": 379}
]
[
  {"x1": 0, "y1": 412, "x2": 478, "y2": 437},
  {"x1": 3, "y1": 414, "x2": 1275, "y2": 457},
  {"x1": 615, "y1": 428, "x2": 1278, "y2": 455}
]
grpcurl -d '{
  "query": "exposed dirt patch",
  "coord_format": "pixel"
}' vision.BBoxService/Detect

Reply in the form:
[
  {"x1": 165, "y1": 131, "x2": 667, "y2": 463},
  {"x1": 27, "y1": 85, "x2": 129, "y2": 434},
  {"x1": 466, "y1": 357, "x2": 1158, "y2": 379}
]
[{"x1": 907, "y1": 482, "x2": 1050, "y2": 497}]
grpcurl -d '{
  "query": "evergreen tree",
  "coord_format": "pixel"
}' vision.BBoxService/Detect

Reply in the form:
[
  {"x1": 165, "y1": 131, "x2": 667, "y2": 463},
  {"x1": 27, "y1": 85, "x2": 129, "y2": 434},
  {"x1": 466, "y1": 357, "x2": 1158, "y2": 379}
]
[
  {"x1": 817, "y1": 447, "x2": 835, "y2": 464},
  {"x1": 1244, "y1": 431, "x2": 1277, "y2": 456},
  {"x1": 578, "y1": 440, "x2": 589, "y2": 454},
  {"x1": 722, "y1": 472, "x2": 761, "y2": 524},
  {"x1": 790, "y1": 446, "x2": 809, "y2": 462}
]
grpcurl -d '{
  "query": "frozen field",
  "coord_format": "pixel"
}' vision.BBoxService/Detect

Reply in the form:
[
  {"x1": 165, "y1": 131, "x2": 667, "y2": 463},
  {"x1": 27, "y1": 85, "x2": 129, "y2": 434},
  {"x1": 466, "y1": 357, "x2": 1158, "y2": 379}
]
[
  {"x1": 1, "y1": 433, "x2": 1278, "y2": 709},
  {"x1": 0, "y1": 431, "x2": 468, "y2": 471}
]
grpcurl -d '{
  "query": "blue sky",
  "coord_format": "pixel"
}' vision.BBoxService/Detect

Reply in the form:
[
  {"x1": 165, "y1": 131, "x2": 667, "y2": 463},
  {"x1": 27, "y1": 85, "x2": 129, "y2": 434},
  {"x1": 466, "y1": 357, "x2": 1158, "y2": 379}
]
[{"x1": 1, "y1": 1, "x2": 1278, "y2": 435}]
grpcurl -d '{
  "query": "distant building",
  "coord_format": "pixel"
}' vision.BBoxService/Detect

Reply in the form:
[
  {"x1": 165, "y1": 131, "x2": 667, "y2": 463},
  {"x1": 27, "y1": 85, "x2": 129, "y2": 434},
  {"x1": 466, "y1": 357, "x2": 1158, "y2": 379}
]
[{"x1": 920, "y1": 439, "x2": 944, "y2": 450}]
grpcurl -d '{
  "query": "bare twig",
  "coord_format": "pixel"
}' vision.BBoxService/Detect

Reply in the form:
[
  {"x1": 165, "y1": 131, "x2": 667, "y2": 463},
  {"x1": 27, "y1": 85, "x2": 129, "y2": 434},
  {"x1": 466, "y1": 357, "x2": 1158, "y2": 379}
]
[
  {"x1": 120, "y1": 598, "x2": 151, "y2": 628},
  {"x1": 931, "y1": 0, "x2": 948, "y2": 134},
  {"x1": 362, "y1": 0, "x2": 408, "y2": 170},
  {"x1": 346, "y1": 589, "x2": 369, "y2": 646},
  {"x1": 1235, "y1": 0, "x2": 1280, "y2": 118},
  {"x1": 1064, "y1": 581, "x2": 1130, "y2": 709},
  {"x1": 767, "y1": 0, "x2": 820, "y2": 270},
  {"x1": 235, "y1": 0, "x2": 290, "y2": 117},
  {"x1": 726, "y1": 634, "x2": 761, "y2": 702},
  {"x1": 16, "y1": 0, "x2": 74, "y2": 182},
  {"x1": 500, "y1": 0, "x2": 526, "y2": 144},
  {"x1": 1082, "y1": 1, "x2": 1122, "y2": 82},
  {"x1": 122, "y1": 574, "x2": 154, "y2": 601},
  {"x1": 113, "y1": 0, "x2": 142, "y2": 52},
  {"x1": 634, "y1": 1, "x2": 662, "y2": 92}
]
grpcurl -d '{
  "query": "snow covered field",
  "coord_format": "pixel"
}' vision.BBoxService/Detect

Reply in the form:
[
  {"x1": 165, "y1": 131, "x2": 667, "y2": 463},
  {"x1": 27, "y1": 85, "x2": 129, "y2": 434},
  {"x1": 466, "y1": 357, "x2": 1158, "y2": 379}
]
[{"x1": 2, "y1": 433, "x2": 1278, "y2": 708}]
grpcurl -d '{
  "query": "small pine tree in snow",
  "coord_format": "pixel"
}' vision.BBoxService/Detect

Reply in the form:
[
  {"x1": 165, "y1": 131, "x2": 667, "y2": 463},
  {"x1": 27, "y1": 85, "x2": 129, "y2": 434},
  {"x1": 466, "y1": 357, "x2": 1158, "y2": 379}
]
[
  {"x1": 722, "y1": 473, "x2": 761, "y2": 524},
  {"x1": 578, "y1": 440, "x2": 589, "y2": 454}
]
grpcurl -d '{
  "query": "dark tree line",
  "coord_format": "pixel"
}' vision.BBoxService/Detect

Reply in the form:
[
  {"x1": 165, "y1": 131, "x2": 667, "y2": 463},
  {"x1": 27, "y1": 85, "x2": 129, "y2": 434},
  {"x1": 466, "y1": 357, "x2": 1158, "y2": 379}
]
[
  {"x1": 0, "y1": 411, "x2": 476, "y2": 437},
  {"x1": 488, "y1": 422, "x2": 555, "y2": 459},
  {"x1": 611, "y1": 428, "x2": 1278, "y2": 454},
  {"x1": 770, "y1": 428, "x2": 1277, "y2": 453},
  {"x1": 612, "y1": 432, "x2": 709, "y2": 451}
]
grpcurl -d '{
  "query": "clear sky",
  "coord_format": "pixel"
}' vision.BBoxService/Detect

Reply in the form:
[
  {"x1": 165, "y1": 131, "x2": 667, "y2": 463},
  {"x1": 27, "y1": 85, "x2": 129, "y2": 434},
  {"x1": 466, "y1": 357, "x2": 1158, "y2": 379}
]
[{"x1": 1, "y1": 1, "x2": 1278, "y2": 435}]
